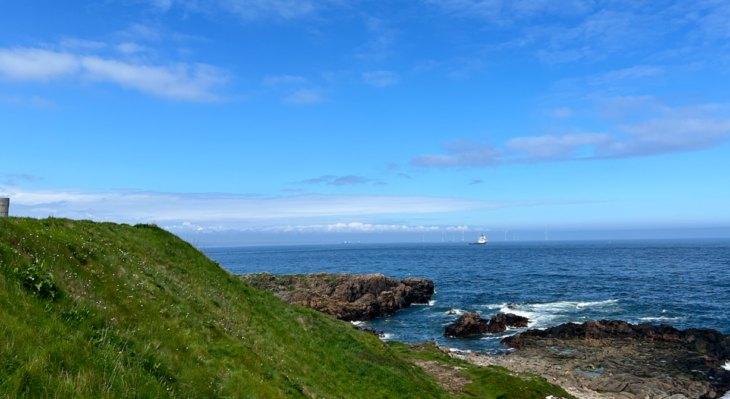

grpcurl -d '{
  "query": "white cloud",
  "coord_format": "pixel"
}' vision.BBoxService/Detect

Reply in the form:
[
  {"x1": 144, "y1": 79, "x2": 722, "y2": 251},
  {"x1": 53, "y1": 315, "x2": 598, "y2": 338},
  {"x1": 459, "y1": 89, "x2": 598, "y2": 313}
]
[
  {"x1": 424, "y1": 0, "x2": 594, "y2": 22},
  {"x1": 0, "y1": 48, "x2": 80, "y2": 81},
  {"x1": 81, "y1": 57, "x2": 225, "y2": 101},
  {"x1": 116, "y1": 43, "x2": 147, "y2": 54},
  {"x1": 412, "y1": 140, "x2": 502, "y2": 167},
  {"x1": 505, "y1": 133, "x2": 612, "y2": 161},
  {"x1": 0, "y1": 94, "x2": 55, "y2": 107},
  {"x1": 362, "y1": 70, "x2": 399, "y2": 87},
  {"x1": 551, "y1": 107, "x2": 573, "y2": 118},
  {"x1": 294, "y1": 175, "x2": 383, "y2": 186},
  {"x1": 0, "y1": 47, "x2": 226, "y2": 101},
  {"x1": 283, "y1": 88, "x2": 323, "y2": 104},
  {"x1": 355, "y1": 16, "x2": 396, "y2": 61},
  {"x1": 0, "y1": 186, "x2": 591, "y2": 228},
  {"x1": 602, "y1": 119, "x2": 730, "y2": 158},
  {"x1": 166, "y1": 221, "x2": 487, "y2": 234},
  {"x1": 262, "y1": 75, "x2": 307, "y2": 86},
  {"x1": 60, "y1": 38, "x2": 107, "y2": 49},
  {"x1": 412, "y1": 101, "x2": 730, "y2": 167},
  {"x1": 149, "y1": 0, "x2": 337, "y2": 20},
  {"x1": 588, "y1": 66, "x2": 662, "y2": 85}
]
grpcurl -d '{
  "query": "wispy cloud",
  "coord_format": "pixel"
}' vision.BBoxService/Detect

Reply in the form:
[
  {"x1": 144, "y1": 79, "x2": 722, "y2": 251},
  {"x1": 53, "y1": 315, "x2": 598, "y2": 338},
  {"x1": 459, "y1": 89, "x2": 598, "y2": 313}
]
[
  {"x1": 146, "y1": 0, "x2": 338, "y2": 20},
  {"x1": 424, "y1": 0, "x2": 594, "y2": 22},
  {"x1": 0, "y1": 48, "x2": 80, "y2": 82},
  {"x1": 354, "y1": 16, "x2": 396, "y2": 61},
  {"x1": 0, "y1": 47, "x2": 226, "y2": 101},
  {"x1": 362, "y1": 70, "x2": 399, "y2": 87},
  {"x1": 165, "y1": 221, "x2": 487, "y2": 234},
  {"x1": 3, "y1": 174, "x2": 39, "y2": 186},
  {"x1": 283, "y1": 88, "x2": 323, "y2": 104},
  {"x1": 116, "y1": 43, "x2": 147, "y2": 54},
  {"x1": 412, "y1": 99, "x2": 730, "y2": 167},
  {"x1": 263, "y1": 75, "x2": 307, "y2": 86},
  {"x1": 469, "y1": 180, "x2": 483, "y2": 185},
  {"x1": 294, "y1": 175, "x2": 383, "y2": 186},
  {"x1": 0, "y1": 95, "x2": 56, "y2": 108},
  {"x1": 412, "y1": 118, "x2": 730, "y2": 168},
  {"x1": 550, "y1": 107, "x2": 573, "y2": 118},
  {"x1": 0, "y1": 186, "x2": 593, "y2": 227},
  {"x1": 60, "y1": 38, "x2": 107, "y2": 49}
]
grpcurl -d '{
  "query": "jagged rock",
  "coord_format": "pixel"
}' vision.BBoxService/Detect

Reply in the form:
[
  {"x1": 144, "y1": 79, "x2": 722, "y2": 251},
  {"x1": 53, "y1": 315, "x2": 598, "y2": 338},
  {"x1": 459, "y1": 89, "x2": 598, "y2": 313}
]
[
  {"x1": 501, "y1": 319, "x2": 730, "y2": 361},
  {"x1": 240, "y1": 272, "x2": 434, "y2": 321},
  {"x1": 495, "y1": 320, "x2": 730, "y2": 399},
  {"x1": 444, "y1": 312, "x2": 529, "y2": 338}
]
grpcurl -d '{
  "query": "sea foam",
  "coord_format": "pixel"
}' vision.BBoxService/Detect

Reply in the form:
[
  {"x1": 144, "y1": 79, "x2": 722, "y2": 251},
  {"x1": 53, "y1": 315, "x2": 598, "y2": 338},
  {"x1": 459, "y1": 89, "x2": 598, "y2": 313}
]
[
  {"x1": 482, "y1": 299, "x2": 620, "y2": 330},
  {"x1": 639, "y1": 316, "x2": 685, "y2": 322}
]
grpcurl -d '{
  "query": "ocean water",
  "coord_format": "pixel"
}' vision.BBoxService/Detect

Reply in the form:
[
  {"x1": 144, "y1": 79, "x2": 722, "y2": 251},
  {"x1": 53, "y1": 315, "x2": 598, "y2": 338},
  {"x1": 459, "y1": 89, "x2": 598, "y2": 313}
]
[{"x1": 206, "y1": 240, "x2": 730, "y2": 353}]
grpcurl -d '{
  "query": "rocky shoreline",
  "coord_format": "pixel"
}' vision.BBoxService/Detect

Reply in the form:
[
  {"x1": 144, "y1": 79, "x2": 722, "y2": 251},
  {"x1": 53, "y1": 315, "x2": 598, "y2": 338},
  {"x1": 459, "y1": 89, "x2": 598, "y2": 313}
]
[
  {"x1": 241, "y1": 272, "x2": 729, "y2": 398},
  {"x1": 240, "y1": 272, "x2": 434, "y2": 321},
  {"x1": 444, "y1": 311, "x2": 529, "y2": 337},
  {"x1": 451, "y1": 320, "x2": 730, "y2": 399}
]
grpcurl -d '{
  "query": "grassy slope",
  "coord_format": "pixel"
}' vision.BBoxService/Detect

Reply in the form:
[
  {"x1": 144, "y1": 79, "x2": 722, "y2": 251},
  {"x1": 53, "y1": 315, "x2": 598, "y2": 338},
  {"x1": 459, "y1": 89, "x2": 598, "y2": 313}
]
[
  {"x1": 0, "y1": 217, "x2": 573, "y2": 399},
  {"x1": 0, "y1": 217, "x2": 448, "y2": 399}
]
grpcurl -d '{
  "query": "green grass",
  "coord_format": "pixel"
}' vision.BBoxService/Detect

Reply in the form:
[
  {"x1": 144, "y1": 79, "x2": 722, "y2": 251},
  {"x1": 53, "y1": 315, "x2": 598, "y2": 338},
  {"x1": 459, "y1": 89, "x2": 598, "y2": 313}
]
[
  {"x1": 0, "y1": 217, "x2": 574, "y2": 399},
  {"x1": 387, "y1": 342, "x2": 577, "y2": 399},
  {"x1": 0, "y1": 217, "x2": 450, "y2": 399}
]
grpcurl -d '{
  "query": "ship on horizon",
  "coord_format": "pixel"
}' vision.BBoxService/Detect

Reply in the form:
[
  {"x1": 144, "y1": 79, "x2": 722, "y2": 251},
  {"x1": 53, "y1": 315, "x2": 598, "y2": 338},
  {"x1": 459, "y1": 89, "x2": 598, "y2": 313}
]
[{"x1": 468, "y1": 234, "x2": 488, "y2": 245}]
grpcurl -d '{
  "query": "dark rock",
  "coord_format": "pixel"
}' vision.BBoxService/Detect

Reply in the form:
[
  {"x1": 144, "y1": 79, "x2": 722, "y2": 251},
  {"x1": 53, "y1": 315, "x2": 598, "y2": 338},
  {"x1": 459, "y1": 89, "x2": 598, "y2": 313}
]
[
  {"x1": 401, "y1": 277, "x2": 434, "y2": 304},
  {"x1": 499, "y1": 320, "x2": 730, "y2": 399},
  {"x1": 240, "y1": 272, "x2": 435, "y2": 321},
  {"x1": 444, "y1": 312, "x2": 529, "y2": 338},
  {"x1": 501, "y1": 320, "x2": 730, "y2": 361}
]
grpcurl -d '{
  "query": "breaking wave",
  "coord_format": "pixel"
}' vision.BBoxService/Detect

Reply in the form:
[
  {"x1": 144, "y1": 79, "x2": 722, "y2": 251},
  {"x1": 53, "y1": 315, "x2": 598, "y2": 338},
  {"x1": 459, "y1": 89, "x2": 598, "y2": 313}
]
[{"x1": 482, "y1": 299, "x2": 621, "y2": 329}]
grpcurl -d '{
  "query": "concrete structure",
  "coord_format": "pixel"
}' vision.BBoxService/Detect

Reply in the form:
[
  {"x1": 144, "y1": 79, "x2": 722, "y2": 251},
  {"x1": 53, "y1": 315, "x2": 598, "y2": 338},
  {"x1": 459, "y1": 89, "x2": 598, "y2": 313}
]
[{"x1": 0, "y1": 198, "x2": 8, "y2": 218}]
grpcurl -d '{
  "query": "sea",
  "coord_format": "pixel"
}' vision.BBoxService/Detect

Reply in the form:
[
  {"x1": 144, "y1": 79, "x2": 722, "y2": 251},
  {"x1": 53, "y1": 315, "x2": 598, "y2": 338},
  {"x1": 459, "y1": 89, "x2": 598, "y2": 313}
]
[{"x1": 206, "y1": 239, "x2": 730, "y2": 354}]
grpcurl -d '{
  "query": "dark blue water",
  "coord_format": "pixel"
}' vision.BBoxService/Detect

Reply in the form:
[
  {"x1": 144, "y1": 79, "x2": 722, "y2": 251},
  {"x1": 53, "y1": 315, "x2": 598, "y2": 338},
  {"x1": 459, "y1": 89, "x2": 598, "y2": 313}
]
[{"x1": 206, "y1": 240, "x2": 730, "y2": 353}]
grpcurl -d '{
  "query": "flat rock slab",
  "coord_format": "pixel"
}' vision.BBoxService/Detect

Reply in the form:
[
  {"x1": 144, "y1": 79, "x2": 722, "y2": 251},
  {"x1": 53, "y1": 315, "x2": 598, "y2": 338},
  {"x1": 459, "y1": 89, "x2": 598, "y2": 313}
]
[
  {"x1": 240, "y1": 272, "x2": 434, "y2": 321},
  {"x1": 453, "y1": 320, "x2": 730, "y2": 399}
]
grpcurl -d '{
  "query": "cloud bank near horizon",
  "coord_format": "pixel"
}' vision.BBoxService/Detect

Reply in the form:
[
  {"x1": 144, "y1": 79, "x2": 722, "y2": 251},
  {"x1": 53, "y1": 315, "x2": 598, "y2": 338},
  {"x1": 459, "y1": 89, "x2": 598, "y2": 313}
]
[{"x1": 0, "y1": 185, "x2": 593, "y2": 230}]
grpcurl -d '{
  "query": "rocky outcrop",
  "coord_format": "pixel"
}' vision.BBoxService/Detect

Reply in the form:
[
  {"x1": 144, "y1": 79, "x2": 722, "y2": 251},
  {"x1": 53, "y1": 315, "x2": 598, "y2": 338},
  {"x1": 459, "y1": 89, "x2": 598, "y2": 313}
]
[
  {"x1": 490, "y1": 320, "x2": 730, "y2": 399},
  {"x1": 502, "y1": 320, "x2": 730, "y2": 362},
  {"x1": 240, "y1": 272, "x2": 434, "y2": 321},
  {"x1": 444, "y1": 312, "x2": 529, "y2": 338}
]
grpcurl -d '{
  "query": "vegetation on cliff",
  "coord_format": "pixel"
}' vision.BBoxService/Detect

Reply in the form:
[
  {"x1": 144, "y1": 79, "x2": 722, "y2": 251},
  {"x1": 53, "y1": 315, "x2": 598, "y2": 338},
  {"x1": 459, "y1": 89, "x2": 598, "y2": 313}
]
[{"x1": 0, "y1": 217, "x2": 570, "y2": 398}]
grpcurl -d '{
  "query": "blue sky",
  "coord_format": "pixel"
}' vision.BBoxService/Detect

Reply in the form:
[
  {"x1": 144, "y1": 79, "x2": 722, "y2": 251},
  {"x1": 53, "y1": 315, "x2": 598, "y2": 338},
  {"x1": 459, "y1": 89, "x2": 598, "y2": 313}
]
[{"x1": 1, "y1": 0, "x2": 729, "y2": 244}]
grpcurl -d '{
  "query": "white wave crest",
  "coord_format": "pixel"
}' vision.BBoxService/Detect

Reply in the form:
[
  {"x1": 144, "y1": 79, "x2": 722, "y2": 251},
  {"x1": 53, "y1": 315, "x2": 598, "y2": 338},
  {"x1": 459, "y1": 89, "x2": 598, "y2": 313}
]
[
  {"x1": 350, "y1": 321, "x2": 365, "y2": 326},
  {"x1": 723, "y1": 361, "x2": 730, "y2": 371},
  {"x1": 447, "y1": 309, "x2": 465, "y2": 316},
  {"x1": 639, "y1": 316, "x2": 685, "y2": 322},
  {"x1": 481, "y1": 299, "x2": 620, "y2": 330},
  {"x1": 380, "y1": 333, "x2": 395, "y2": 341},
  {"x1": 429, "y1": 300, "x2": 437, "y2": 306}
]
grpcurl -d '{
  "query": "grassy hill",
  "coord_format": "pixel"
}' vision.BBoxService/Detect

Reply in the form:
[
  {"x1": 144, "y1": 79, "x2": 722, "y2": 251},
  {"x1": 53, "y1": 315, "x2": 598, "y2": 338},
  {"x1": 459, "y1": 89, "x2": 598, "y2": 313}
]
[{"x1": 0, "y1": 217, "x2": 572, "y2": 399}]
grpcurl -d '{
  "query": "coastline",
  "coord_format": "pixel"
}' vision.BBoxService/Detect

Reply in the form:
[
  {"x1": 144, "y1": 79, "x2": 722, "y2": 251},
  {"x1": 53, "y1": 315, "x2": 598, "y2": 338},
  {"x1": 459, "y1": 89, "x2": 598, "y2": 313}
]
[{"x1": 246, "y1": 270, "x2": 730, "y2": 399}]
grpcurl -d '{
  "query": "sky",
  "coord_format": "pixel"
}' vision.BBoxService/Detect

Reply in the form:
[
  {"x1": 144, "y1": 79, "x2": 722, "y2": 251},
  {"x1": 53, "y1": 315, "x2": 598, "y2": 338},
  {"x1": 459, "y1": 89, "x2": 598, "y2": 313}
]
[{"x1": 1, "y1": 0, "x2": 729, "y2": 245}]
